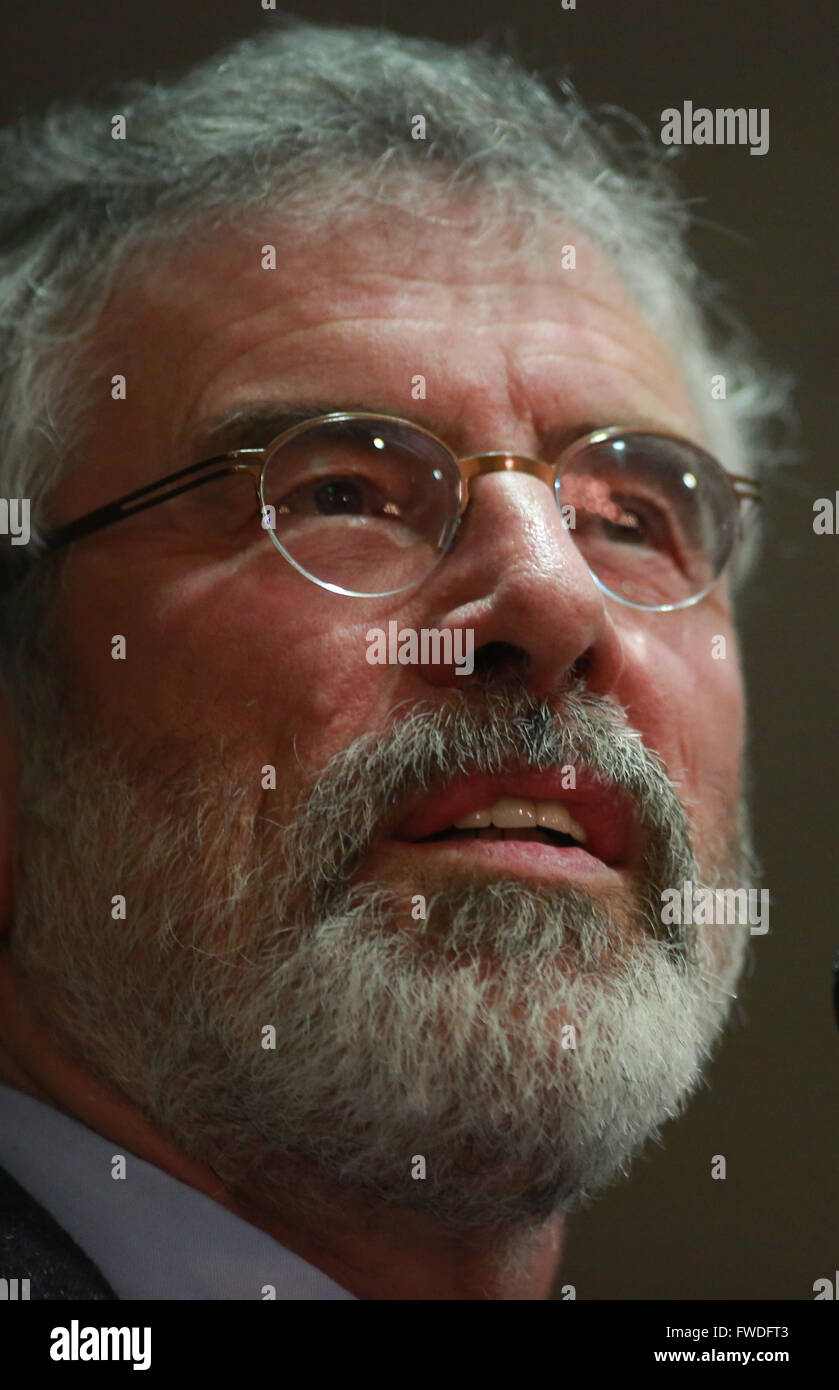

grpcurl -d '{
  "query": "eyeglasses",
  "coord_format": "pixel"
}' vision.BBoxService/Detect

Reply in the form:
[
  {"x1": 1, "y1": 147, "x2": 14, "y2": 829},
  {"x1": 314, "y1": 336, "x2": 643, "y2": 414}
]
[{"x1": 42, "y1": 411, "x2": 760, "y2": 612}]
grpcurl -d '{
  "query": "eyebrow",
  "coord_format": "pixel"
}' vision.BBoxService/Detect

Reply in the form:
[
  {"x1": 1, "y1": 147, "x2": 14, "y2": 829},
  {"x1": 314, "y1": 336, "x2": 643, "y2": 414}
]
[
  {"x1": 187, "y1": 400, "x2": 610, "y2": 463},
  {"x1": 187, "y1": 401, "x2": 439, "y2": 459}
]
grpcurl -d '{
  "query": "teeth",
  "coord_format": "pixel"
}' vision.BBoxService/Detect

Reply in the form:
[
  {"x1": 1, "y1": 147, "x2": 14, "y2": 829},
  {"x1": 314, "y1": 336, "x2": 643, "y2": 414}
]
[
  {"x1": 452, "y1": 808, "x2": 491, "y2": 829},
  {"x1": 485, "y1": 796, "x2": 536, "y2": 829},
  {"x1": 454, "y1": 797, "x2": 587, "y2": 843},
  {"x1": 535, "y1": 801, "x2": 587, "y2": 843}
]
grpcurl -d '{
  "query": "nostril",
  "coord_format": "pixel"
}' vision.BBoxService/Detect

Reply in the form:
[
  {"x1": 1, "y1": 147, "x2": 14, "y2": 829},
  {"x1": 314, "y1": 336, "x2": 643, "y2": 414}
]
[
  {"x1": 569, "y1": 651, "x2": 593, "y2": 684},
  {"x1": 471, "y1": 641, "x2": 531, "y2": 681}
]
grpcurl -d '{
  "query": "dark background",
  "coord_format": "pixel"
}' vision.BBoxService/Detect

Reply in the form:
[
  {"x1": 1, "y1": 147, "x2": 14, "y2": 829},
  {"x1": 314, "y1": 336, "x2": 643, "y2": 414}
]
[{"x1": 0, "y1": 0, "x2": 835, "y2": 1299}]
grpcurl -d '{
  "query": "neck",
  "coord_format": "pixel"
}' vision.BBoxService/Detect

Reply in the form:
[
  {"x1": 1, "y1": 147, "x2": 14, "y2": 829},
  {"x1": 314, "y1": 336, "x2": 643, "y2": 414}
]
[{"x1": 0, "y1": 950, "x2": 564, "y2": 1299}]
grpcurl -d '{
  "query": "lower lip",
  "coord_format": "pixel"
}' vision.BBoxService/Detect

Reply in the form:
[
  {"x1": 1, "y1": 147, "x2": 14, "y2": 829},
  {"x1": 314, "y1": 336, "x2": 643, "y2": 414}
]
[{"x1": 383, "y1": 837, "x2": 627, "y2": 887}]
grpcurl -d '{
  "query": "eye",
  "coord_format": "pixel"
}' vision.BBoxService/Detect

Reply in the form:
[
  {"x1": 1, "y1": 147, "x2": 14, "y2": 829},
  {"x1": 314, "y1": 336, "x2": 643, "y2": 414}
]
[
  {"x1": 600, "y1": 511, "x2": 648, "y2": 545},
  {"x1": 573, "y1": 494, "x2": 666, "y2": 549},
  {"x1": 277, "y1": 472, "x2": 398, "y2": 519},
  {"x1": 313, "y1": 478, "x2": 368, "y2": 515}
]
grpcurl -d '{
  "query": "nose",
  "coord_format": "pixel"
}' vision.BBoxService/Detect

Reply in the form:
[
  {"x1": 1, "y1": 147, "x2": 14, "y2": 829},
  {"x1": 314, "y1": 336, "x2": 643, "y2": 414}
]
[{"x1": 410, "y1": 465, "x2": 625, "y2": 699}]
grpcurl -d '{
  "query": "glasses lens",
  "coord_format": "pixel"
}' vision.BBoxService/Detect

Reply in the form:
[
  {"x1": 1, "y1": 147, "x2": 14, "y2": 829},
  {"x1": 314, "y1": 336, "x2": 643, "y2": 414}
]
[
  {"x1": 260, "y1": 416, "x2": 460, "y2": 596},
  {"x1": 559, "y1": 432, "x2": 738, "y2": 609}
]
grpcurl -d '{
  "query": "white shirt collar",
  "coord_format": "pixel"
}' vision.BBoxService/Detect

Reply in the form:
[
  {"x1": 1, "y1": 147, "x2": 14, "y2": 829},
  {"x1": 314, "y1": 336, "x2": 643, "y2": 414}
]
[{"x1": 0, "y1": 1083, "x2": 355, "y2": 1299}]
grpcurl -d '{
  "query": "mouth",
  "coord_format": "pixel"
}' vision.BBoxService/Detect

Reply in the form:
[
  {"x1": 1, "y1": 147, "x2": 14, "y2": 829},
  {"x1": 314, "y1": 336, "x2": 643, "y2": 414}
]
[
  {"x1": 379, "y1": 769, "x2": 640, "y2": 885},
  {"x1": 419, "y1": 821, "x2": 583, "y2": 848}
]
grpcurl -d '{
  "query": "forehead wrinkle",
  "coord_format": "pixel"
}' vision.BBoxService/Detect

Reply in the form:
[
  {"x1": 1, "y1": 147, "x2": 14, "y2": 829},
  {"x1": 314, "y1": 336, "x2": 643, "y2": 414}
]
[
  {"x1": 177, "y1": 318, "x2": 697, "y2": 468},
  {"x1": 183, "y1": 303, "x2": 678, "y2": 410},
  {"x1": 123, "y1": 207, "x2": 657, "y2": 332},
  {"x1": 515, "y1": 346, "x2": 700, "y2": 431},
  {"x1": 129, "y1": 215, "x2": 657, "y2": 345},
  {"x1": 244, "y1": 268, "x2": 658, "y2": 346},
  {"x1": 173, "y1": 246, "x2": 679, "y2": 389},
  {"x1": 111, "y1": 222, "x2": 696, "y2": 482},
  {"x1": 476, "y1": 318, "x2": 679, "y2": 389}
]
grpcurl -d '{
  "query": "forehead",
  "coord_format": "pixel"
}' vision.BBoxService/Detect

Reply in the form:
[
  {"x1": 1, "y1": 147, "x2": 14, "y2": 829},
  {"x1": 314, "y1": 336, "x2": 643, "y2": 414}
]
[{"x1": 72, "y1": 197, "x2": 703, "y2": 501}]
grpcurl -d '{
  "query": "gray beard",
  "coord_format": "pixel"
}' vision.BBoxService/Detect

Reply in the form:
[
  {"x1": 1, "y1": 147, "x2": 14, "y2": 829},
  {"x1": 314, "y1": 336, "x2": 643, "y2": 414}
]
[{"x1": 7, "y1": 665, "x2": 755, "y2": 1231}]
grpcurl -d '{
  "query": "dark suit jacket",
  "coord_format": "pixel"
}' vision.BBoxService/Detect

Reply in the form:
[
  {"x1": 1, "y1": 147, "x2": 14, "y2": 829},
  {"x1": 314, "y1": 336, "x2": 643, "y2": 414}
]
[{"x1": 0, "y1": 1162, "x2": 117, "y2": 1299}]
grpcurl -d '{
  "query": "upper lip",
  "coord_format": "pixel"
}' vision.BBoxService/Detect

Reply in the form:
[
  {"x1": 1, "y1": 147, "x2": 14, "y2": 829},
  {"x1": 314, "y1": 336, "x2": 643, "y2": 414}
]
[{"x1": 391, "y1": 768, "x2": 640, "y2": 867}]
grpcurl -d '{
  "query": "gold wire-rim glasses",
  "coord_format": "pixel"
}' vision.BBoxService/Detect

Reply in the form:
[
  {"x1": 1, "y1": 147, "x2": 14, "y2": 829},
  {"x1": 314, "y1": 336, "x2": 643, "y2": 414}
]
[{"x1": 41, "y1": 410, "x2": 761, "y2": 612}]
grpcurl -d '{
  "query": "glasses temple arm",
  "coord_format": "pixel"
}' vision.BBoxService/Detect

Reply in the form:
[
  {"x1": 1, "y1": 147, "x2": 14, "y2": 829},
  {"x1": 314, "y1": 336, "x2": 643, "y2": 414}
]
[{"x1": 42, "y1": 451, "x2": 263, "y2": 549}]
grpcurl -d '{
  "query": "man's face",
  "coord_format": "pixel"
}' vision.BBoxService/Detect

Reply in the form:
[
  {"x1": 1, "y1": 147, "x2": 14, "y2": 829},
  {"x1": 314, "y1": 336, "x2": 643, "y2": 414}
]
[{"x1": 8, "y1": 199, "x2": 751, "y2": 1226}]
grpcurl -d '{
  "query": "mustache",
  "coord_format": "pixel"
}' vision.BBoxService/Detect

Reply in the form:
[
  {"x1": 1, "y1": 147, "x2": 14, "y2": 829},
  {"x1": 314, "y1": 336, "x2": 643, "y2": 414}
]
[{"x1": 275, "y1": 678, "x2": 699, "y2": 927}]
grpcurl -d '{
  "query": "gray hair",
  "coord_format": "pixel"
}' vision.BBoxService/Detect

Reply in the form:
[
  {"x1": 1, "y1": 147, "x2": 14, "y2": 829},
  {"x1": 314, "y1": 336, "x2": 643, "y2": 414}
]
[{"x1": 0, "y1": 17, "x2": 791, "y2": 638}]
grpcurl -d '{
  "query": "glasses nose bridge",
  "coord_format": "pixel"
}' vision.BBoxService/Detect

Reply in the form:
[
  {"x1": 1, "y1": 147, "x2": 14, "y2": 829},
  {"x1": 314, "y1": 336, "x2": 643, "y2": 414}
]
[{"x1": 456, "y1": 452, "x2": 559, "y2": 510}]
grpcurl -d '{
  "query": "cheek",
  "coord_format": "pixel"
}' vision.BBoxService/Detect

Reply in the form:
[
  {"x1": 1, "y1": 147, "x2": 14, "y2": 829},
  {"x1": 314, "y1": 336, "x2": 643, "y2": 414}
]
[
  {"x1": 616, "y1": 616, "x2": 745, "y2": 836},
  {"x1": 60, "y1": 557, "x2": 406, "y2": 793}
]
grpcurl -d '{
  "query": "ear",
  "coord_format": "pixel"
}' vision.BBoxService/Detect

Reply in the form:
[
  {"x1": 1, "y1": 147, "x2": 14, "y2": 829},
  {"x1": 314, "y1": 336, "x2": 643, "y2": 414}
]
[{"x1": 0, "y1": 687, "x2": 19, "y2": 941}]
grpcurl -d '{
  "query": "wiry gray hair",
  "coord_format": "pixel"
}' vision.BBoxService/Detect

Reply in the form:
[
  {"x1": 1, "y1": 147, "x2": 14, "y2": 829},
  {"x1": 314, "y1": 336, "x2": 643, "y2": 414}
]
[{"x1": 0, "y1": 18, "x2": 790, "y2": 626}]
